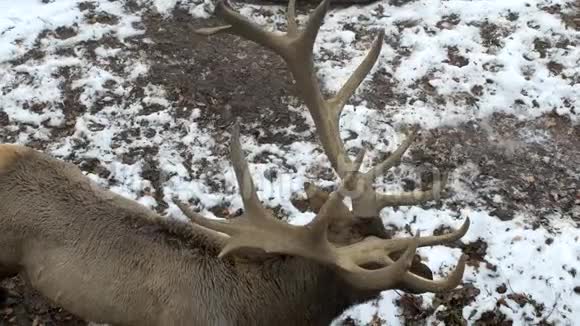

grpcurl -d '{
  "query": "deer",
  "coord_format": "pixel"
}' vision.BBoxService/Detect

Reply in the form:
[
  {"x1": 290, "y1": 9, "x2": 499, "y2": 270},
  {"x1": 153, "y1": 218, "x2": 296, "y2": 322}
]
[{"x1": 0, "y1": 0, "x2": 470, "y2": 325}]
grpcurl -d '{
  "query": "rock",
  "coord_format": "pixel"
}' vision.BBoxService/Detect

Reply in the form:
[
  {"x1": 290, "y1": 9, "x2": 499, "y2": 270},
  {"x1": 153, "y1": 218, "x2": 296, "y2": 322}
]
[
  {"x1": 0, "y1": 111, "x2": 9, "y2": 127},
  {"x1": 490, "y1": 208, "x2": 514, "y2": 221},
  {"x1": 263, "y1": 167, "x2": 278, "y2": 182},
  {"x1": 496, "y1": 283, "x2": 507, "y2": 294}
]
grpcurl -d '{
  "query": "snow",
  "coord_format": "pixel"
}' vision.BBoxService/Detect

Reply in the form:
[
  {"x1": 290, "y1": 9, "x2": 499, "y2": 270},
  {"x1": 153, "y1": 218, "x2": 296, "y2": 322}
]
[
  {"x1": 307, "y1": 0, "x2": 580, "y2": 128},
  {"x1": 143, "y1": 0, "x2": 215, "y2": 18},
  {"x1": 1, "y1": 0, "x2": 578, "y2": 325}
]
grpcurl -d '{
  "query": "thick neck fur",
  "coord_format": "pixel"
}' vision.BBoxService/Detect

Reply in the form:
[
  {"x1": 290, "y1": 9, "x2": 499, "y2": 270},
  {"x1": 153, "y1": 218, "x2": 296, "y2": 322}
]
[{"x1": 0, "y1": 148, "x2": 380, "y2": 326}]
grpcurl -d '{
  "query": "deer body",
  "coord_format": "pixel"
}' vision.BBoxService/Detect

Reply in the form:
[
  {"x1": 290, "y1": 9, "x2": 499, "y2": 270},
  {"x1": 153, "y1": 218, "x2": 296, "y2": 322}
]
[
  {"x1": 0, "y1": 144, "x2": 377, "y2": 326},
  {"x1": 0, "y1": 0, "x2": 470, "y2": 324}
]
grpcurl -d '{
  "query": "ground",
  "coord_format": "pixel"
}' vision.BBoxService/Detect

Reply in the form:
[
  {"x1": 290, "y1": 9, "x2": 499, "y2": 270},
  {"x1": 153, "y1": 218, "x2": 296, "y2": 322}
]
[{"x1": 0, "y1": 0, "x2": 579, "y2": 325}]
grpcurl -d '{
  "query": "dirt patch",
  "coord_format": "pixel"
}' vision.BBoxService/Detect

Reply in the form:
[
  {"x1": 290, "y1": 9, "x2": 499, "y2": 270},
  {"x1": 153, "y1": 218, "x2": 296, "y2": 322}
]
[
  {"x1": 444, "y1": 46, "x2": 469, "y2": 67},
  {"x1": 478, "y1": 21, "x2": 513, "y2": 52},
  {"x1": 534, "y1": 37, "x2": 552, "y2": 59},
  {"x1": 54, "y1": 26, "x2": 78, "y2": 40},
  {"x1": 396, "y1": 293, "x2": 434, "y2": 322},
  {"x1": 475, "y1": 308, "x2": 513, "y2": 325},
  {"x1": 434, "y1": 283, "x2": 481, "y2": 324},
  {"x1": 1, "y1": 277, "x2": 86, "y2": 326},
  {"x1": 8, "y1": 48, "x2": 46, "y2": 67},
  {"x1": 140, "y1": 7, "x2": 310, "y2": 144},
  {"x1": 85, "y1": 10, "x2": 120, "y2": 25},
  {"x1": 362, "y1": 67, "x2": 408, "y2": 109},
  {"x1": 391, "y1": 283, "x2": 481, "y2": 324},
  {"x1": 540, "y1": 1, "x2": 580, "y2": 31},
  {"x1": 78, "y1": 1, "x2": 97, "y2": 12},
  {"x1": 406, "y1": 112, "x2": 579, "y2": 224},
  {"x1": 49, "y1": 66, "x2": 87, "y2": 139},
  {"x1": 140, "y1": 154, "x2": 169, "y2": 212},
  {"x1": 436, "y1": 14, "x2": 461, "y2": 30},
  {"x1": 0, "y1": 111, "x2": 9, "y2": 126}
]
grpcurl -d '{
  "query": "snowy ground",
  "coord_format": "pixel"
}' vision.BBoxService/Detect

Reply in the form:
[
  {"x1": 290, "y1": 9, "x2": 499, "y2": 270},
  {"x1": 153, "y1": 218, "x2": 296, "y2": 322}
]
[{"x1": 0, "y1": 0, "x2": 579, "y2": 325}]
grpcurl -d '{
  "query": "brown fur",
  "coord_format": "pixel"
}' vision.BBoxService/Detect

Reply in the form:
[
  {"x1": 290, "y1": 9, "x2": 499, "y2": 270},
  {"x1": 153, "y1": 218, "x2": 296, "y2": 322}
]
[
  {"x1": 0, "y1": 146, "x2": 382, "y2": 326},
  {"x1": 0, "y1": 144, "x2": 31, "y2": 175}
]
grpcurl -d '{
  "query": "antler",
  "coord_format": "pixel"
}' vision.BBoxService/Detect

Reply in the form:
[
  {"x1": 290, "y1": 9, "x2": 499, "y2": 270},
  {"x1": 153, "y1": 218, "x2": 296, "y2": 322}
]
[
  {"x1": 184, "y1": 0, "x2": 469, "y2": 293},
  {"x1": 177, "y1": 120, "x2": 467, "y2": 291},
  {"x1": 195, "y1": 0, "x2": 446, "y2": 217}
]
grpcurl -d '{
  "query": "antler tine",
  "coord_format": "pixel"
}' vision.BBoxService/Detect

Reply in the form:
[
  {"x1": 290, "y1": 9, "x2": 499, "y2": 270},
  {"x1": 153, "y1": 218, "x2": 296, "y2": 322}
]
[
  {"x1": 229, "y1": 119, "x2": 269, "y2": 216},
  {"x1": 378, "y1": 217, "x2": 470, "y2": 254},
  {"x1": 193, "y1": 0, "x2": 330, "y2": 61},
  {"x1": 375, "y1": 169, "x2": 449, "y2": 209},
  {"x1": 381, "y1": 251, "x2": 467, "y2": 293},
  {"x1": 374, "y1": 218, "x2": 469, "y2": 292},
  {"x1": 328, "y1": 221, "x2": 467, "y2": 292},
  {"x1": 195, "y1": 1, "x2": 287, "y2": 53},
  {"x1": 352, "y1": 149, "x2": 366, "y2": 171},
  {"x1": 176, "y1": 201, "x2": 237, "y2": 235},
  {"x1": 299, "y1": 0, "x2": 331, "y2": 52},
  {"x1": 416, "y1": 217, "x2": 470, "y2": 247},
  {"x1": 359, "y1": 218, "x2": 467, "y2": 292},
  {"x1": 337, "y1": 233, "x2": 419, "y2": 290},
  {"x1": 400, "y1": 254, "x2": 467, "y2": 293},
  {"x1": 287, "y1": 0, "x2": 298, "y2": 36},
  {"x1": 363, "y1": 127, "x2": 418, "y2": 182},
  {"x1": 328, "y1": 29, "x2": 385, "y2": 121}
]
